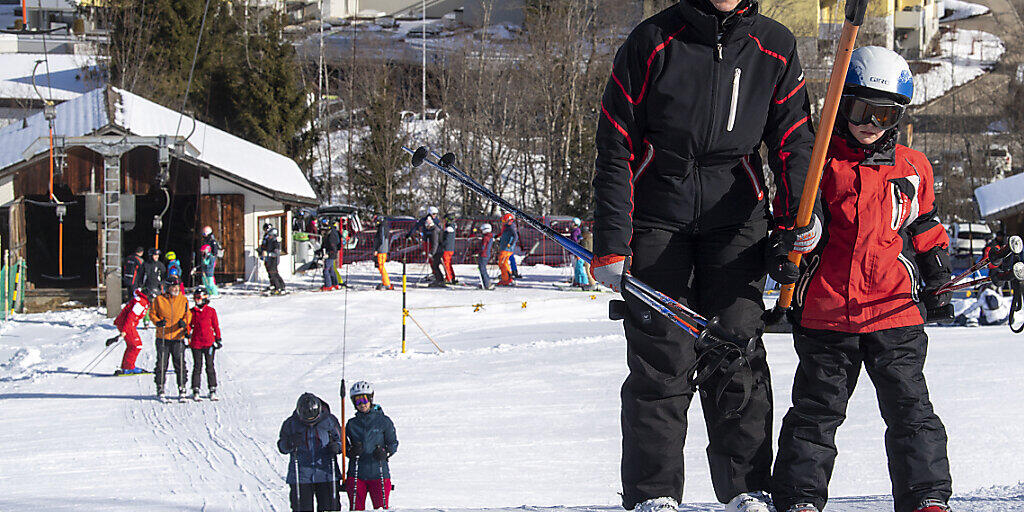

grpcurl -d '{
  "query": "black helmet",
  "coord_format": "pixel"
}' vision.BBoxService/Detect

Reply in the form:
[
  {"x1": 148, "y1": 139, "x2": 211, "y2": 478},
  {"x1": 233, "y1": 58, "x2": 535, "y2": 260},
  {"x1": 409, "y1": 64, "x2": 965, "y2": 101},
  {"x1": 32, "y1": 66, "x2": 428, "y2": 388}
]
[
  {"x1": 295, "y1": 393, "x2": 322, "y2": 424},
  {"x1": 165, "y1": 275, "x2": 182, "y2": 287},
  {"x1": 193, "y1": 288, "x2": 209, "y2": 305},
  {"x1": 147, "y1": 248, "x2": 161, "y2": 257},
  {"x1": 134, "y1": 246, "x2": 145, "y2": 255}
]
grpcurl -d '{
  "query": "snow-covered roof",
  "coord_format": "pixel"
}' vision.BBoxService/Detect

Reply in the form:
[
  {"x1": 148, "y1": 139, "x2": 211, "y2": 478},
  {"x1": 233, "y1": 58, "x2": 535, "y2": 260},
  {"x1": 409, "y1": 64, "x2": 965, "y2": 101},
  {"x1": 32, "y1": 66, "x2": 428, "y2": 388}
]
[
  {"x1": 0, "y1": 86, "x2": 317, "y2": 202},
  {"x1": 975, "y1": 172, "x2": 1024, "y2": 218},
  {"x1": 0, "y1": 52, "x2": 99, "y2": 101}
]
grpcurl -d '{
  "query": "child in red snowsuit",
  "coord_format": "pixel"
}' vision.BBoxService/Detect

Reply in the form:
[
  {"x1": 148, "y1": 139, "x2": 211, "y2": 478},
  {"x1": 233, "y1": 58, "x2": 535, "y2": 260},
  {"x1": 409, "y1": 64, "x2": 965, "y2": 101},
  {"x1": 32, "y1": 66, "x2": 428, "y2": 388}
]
[
  {"x1": 187, "y1": 288, "x2": 222, "y2": 401},
  {"x1": 771, "y1": 47, "x2": 953, "y2": 512},
  {"x1": 112, "y1": 289, "x2": 149, "y2": 375}
]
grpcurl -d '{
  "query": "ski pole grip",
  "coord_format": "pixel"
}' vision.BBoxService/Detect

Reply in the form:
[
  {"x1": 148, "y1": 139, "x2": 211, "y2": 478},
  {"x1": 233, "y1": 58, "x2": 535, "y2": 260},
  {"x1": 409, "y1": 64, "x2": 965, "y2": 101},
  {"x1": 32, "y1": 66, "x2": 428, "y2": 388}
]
[{"x1": 778, "y1": 9, "x2": 863, "y2": 310}]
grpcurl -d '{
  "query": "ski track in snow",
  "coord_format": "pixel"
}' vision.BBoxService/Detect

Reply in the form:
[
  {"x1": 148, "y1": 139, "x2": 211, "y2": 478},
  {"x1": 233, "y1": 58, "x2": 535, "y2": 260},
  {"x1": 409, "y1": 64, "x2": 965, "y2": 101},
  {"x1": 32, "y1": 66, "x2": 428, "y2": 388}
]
[{"x1": 2, "y1": 264, "x2": 1024, "y2": 510}]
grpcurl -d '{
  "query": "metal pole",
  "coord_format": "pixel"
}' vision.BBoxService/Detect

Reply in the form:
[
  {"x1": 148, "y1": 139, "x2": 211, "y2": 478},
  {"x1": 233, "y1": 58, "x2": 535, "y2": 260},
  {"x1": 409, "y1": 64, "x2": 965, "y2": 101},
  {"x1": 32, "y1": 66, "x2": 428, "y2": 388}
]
[
  {"x1": 421, "y1": 0, "x2": 426, "y2": 119},
  {"x1": 401, "y1": 255, "x2": 407, "y2": 354}
]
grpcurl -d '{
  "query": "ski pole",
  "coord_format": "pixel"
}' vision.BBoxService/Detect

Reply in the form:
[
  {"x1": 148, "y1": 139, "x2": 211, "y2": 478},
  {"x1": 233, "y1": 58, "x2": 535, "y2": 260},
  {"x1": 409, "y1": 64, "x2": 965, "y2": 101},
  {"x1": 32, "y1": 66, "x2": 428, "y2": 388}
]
[
  {"x1": 405, "y1": 146, "x2": 707, "y2": 337},
  {"x1": 75, "y1": 341, "x2": 119, "y2": 378},
  {"x1": 935, "y1": 261, "x2": 1024, "y2": 294},
  {"x1": 938, "y1": 235, "x2": 1023, "y2": 293},
  {"x1": 378, "y1": 455, "x2": 387, "y2": 510},
  {"x1": 294, "y1": 453, "x2": 302, "y2": 511},
  {"x1": 352, "y1": 454, "x2": 360, "y2": 511},
  {"x1": 773, "y1": 0, "x2": 869, "y2": 313}
]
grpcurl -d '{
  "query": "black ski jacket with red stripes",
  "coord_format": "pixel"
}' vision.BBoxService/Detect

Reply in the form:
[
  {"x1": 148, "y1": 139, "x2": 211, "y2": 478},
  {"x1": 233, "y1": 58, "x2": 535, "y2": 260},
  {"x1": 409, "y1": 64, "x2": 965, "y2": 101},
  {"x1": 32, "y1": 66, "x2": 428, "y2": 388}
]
[{"x1": 593, "y1": 0, "x2": 814, "y2": 257}]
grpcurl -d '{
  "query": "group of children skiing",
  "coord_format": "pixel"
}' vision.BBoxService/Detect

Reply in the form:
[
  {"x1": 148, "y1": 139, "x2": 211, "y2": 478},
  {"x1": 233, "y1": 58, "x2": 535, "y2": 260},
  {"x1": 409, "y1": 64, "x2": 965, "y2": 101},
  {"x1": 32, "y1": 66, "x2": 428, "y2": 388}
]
[{"x1": 278, "y1": 381, "x2": 398, "y2": 511}]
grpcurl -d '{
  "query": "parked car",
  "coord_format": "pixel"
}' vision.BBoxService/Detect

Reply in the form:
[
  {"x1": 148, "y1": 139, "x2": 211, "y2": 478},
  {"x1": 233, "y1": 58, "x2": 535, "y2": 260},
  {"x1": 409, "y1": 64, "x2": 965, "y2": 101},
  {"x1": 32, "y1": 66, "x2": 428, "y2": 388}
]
[{"x1": 947, "y1": 222, "x2": 992, "y2": 257}]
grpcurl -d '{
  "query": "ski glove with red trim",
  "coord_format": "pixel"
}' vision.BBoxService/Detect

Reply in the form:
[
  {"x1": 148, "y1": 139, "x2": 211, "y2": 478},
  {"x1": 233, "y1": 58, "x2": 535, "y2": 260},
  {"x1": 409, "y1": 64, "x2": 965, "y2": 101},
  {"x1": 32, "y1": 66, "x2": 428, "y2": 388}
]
[
  {"x1": 590, "y1": 254, "x2": 629, "y2": 292},
  {"x1": 767, "y1": 215, "x2": 822, "y2": 285},
  {"x1": 789, "y1": 215, "x2": 822, "y2": 254}
]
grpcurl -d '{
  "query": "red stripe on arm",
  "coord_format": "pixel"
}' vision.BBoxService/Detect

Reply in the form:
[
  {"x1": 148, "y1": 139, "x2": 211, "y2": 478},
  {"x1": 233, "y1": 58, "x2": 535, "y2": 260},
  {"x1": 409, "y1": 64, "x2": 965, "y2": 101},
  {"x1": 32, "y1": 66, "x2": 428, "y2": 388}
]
[
  {"x1": 601, "y1": 104, "x2": 635, "y2": 157},
  {"x1": 611, "y1": 25, "x2": 686, "y2": 106},
  {"x1": 913, "y1": 224, "x2": 950, "y2": 253},
  {"x1": 774, "y1": 79, "x2": 805, "y2": 104}
]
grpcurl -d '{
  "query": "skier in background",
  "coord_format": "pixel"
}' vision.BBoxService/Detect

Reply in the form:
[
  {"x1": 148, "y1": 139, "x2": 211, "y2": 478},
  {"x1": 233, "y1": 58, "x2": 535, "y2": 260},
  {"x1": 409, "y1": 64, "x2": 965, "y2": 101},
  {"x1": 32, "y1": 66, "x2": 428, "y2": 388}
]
[
  {"x1": 345, "y1": 381, "x2": 398, "y2": 511},
  {"x1": 320, "y1": 218, "x2": 341, "y2": 291},
  {"x1": 772, "y1": 47, "x2": 953, "y2": 512},
  {"x1": 569, "y1": 217, "x2": 588, "y2": 288},
  {"x1": 200, "y1": 225, "x2": 221, "y2": 273},
  {"x1": 187, "y1": 288, "x2": 221, "y2": 401},
  {"x1": 477, "y1": 223, "x2": 494, "y2": 290},
  {"x1": 197, "y1": 245, "x2": 219, "y2": 297},
  {"x1": 123, "y1": 246, "x2": 145, "y2": 299},
  {"x1": 955, "y1": 282, "x2": 1010, "y2": 326},
  {"x1": 581, "y1": 227, "x2": 597, "y2": 291},
  {"x1": 260, "y1": 228, "x2": 287, "y2": 295},
  {"x1": 495, "y1": 214, "x2": 518, "y2": 286},
  {"x1": 423, "y1": 216, "x2": 446, "y2": 286},
  {"x1": 142, "y1": 248, "x2": 166, "y2": 298},
  {"x1": 373, "y1": 215, "x2": 393, "y2": 290},
  {"x1": 405, "y1": 206, "x2": 440, "y2": 264},
  {"x1": 111, "y1": 288, "x2": 150, "y2": 376},
  {"x1": 278, "y1": 393, "x2": 343, "y2": 512},
  {"x1": 441, "y1": 220, "x2": 458, "y2": 284},
  {"x1": 150, "y1": 275, "x2": 191, "y2": 401}
]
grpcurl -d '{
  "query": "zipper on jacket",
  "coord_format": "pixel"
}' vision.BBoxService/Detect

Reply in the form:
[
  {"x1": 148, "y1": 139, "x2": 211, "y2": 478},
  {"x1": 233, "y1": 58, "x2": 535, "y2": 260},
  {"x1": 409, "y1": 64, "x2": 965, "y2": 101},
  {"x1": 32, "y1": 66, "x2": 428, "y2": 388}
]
[
  {"x1": 727, "y1": 68, "x2": 741, "y2": 132},
  {"x1": 715, "y1": 43, "x2": 723, "y2": 61}
]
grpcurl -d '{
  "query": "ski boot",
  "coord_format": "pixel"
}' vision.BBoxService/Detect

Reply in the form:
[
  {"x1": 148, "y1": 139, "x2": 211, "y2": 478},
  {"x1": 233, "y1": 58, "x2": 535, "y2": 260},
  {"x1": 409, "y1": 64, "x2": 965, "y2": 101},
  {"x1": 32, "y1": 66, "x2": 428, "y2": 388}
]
[
  {"x1": 192, "y1": 389, "x2": 203, "y2": 401},
  {"x1": 209, "y1": 387, "x2": 219, "y2": 401},
  {"x1": 178, "y1": 387, "x2": 188, "y2": 403},
  {"x1": 726, "y1": 492, "x2": 774, "y2": 512},
  {"x1": 783, "y1": 505, "x2": 818, "y2": 512},
  {"x1": 156, "y1": 388, "x2": 167, "y2": 403},
  {"x1": 914, "y1": 500, "x2": 951, "y2": 512},
  {"x1": 113, "y1": 368, "x2": 126, "y2": 376},
  {"x1": 633, "y1": 497, "x2": 678, "y2": 512}
]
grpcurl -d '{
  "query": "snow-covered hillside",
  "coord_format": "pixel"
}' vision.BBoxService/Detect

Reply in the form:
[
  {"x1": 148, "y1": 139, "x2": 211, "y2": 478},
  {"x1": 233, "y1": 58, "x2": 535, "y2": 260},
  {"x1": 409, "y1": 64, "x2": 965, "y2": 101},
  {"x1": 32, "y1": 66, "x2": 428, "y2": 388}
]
[{"x1": 2, "y1": 264, "x2": 1024, "y2": 511}]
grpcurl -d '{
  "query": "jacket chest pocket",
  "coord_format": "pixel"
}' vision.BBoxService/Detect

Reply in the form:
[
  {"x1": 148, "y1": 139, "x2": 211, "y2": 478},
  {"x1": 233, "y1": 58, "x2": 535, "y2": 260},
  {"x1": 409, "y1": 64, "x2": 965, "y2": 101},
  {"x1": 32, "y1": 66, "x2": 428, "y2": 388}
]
[{"x1": 886, "y1": 175, "x2": 920, "y2": 239}]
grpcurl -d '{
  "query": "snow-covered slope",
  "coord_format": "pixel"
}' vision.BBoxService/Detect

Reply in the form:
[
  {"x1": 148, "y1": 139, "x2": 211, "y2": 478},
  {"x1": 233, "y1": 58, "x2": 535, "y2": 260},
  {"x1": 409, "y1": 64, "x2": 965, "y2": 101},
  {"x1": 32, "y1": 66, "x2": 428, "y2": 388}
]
[{"x1": 1, "y1": 264, "x2": 1024, "y2": 510}]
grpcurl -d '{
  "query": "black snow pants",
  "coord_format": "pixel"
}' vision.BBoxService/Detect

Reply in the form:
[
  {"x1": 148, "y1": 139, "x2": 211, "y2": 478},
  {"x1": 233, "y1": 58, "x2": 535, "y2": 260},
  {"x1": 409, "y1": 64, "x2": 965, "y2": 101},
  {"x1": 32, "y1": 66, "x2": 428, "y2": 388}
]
[
  {"x1": 772, "y1": 325, "x2": 952, "y2": 512},
  {"x1": 154, "y1": 338, "x2": 188, "y2": 392},
  {"x1": 190, "y1": 347, "x2": 217, "y2": 391},
  {"x1": 430, "y1": 249, "x2": 445, "y2": 283},
  {"x1": 266, "y1": 256, "x2": 286, "y2": 291},
  {"x1": 621, "y1": 221, "x2": 772, "y2": 509},
  {"x1": 289, "y1": 481, "x2": 341, "y2": 511}
]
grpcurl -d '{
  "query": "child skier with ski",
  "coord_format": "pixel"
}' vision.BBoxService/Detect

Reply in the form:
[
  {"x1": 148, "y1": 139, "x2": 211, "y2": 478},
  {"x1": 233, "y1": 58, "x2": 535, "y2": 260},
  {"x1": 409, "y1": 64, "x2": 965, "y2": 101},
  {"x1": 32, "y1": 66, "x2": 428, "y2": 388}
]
[
  {"x1": 278, "y1": 393, "x2": 344, "y2": 511},
  {"x1": 771, "y1": 47, "x2": 953, "y2": 512},
  {"x1": 187, "y1": 288, "x2": 221, "y2": 401},
  {"x1": 496, "y1": 214, "x2": 518, "y2": 286},
  {"x1": 344, "y1": 381, "x2": 398, "y2": 510},
  {"x1": 111, "y1": 288, "x2": 150, "y2": 376}
]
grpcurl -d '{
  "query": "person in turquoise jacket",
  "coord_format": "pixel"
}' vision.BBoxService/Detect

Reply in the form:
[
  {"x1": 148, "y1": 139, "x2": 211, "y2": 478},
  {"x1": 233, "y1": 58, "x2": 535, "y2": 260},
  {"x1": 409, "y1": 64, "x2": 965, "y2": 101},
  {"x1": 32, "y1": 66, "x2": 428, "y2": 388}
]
[{"x1": 344, "y1": 381, "x2": 398, "y2": 510}]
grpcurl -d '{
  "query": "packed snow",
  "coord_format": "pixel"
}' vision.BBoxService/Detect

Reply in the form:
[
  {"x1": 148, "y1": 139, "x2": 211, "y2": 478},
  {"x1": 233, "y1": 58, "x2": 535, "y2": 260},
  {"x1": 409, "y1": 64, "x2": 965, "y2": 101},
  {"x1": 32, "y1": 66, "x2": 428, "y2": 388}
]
[
  {"x1": 911, "y1": 29, "x2": 1004, "y2": 105},
  {"x1": 2, "y1": 264, "x2": 1024, "y2": 510},
  {"x1": 941, "y1": 0, "x2": 991, "y2": 22}
]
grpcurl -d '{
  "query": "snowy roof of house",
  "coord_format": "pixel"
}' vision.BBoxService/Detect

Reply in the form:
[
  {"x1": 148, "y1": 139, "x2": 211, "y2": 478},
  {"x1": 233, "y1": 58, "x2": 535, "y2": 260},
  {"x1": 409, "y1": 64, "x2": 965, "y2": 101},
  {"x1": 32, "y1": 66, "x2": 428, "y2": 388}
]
[
  {"x1": 0, "y1": 52, "x2": 99, "y2": 101},
  {"x1": 975, "y1": 172, "x2": 1024, "y2": 219},
  {"x1": 0, "y1": 86, "x2": 318, "y2": 203}
]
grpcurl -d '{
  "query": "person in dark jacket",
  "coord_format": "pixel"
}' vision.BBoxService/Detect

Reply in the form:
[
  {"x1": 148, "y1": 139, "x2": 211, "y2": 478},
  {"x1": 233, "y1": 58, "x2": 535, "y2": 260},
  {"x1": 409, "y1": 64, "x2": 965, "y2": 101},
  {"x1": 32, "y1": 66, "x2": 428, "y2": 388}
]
[
  {"x1": 405, "y1": 206, "x2": 439, "y2": 262},
  {"x1": 590, "y1": 0, "x2": 818, "y2": 510},
  {"x1": 423, "y1": 216, "x2": 445, "y2": 287},
  {"x1": 200, "y1": 225, "x2": 221, "y2": 271},
  {"x1": 142, "y1": 248, "x2": 166, "y2": 298},
  {"x1": 373, "y1": 215, "x2": 393, "y2": 290},
  {"x1": 320, "y1": 218, "x2": 342, "y2": 291},
  {"x1": 123, "y1": 247, "x2": 145, "y2": 298},
  {"x1": 772, "y1": 47, "x2": 952, "y2": 512},
  {"x1": 278, "y1": 393, "x2": 344, "y2": 512},
  {"x1": 344, "y1": 381, "x2": 398, "y2": 511},
  {"x1": 477, "y1": 223, "x2": 494, "y2": 290},
  {"x1": 260, "y1": 228, "x2": 286, "y2": 294},
  {"x1": 441, "y1": 222, "x2": 458, "y2": 284}
]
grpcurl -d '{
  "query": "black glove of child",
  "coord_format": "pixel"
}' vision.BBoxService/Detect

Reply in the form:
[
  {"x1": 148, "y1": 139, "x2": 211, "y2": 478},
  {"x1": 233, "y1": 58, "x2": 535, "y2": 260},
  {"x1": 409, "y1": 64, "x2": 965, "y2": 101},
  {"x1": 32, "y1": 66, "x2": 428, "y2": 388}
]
[
  {"x1": 213, "y1": 339, "x2": 223, "y2": 350},
  {"x1": 326, "y1": 440, "x2": 343, "y2": 454},
  {"x1": 347, "y1": 442, "x2": 363, "y2": 457},
  {"x1": 373, "y1": 445, "x2": 389, "y2": 461},
  {"x1": 917, "y1": 247, "x2": 954, "y2": 322}
]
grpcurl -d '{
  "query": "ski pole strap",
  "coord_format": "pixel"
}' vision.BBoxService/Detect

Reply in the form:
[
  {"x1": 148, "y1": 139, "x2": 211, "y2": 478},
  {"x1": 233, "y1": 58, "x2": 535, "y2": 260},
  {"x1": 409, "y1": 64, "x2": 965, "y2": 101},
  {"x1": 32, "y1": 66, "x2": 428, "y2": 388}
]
[
  {"x1": 1011, "y1": 281, "x2": 1023, "y2": 334},
  {"x1": 687, "y1": 327, "x2": 754, "y2": 420}
]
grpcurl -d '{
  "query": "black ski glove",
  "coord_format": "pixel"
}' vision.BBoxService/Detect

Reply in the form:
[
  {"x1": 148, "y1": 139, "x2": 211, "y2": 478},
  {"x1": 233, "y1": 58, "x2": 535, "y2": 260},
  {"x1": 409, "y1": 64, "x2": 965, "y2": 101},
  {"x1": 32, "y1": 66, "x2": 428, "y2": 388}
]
[
  {"x1": 176, "y1": 319, "x2": 188, "y2": 329},
  {"x1": 347, "y1": 441, "x2": 363, "y2": 457},
  {"x1": 326, "y1": 440, "x2": 343, "y2": 454},
  {"x1": 766, "y1": 230, "x2": 800, "y2": 285},
  {"x1": 373, "y1": 445, "x2": 389, "y2": 461},
  {"x1": 154, "y1": 320, "x2": 167, "y2": 327},
  {"x1": 917, "y1": 247, "x2": 954, "y2": 322},
  {"x1": 923, "y1": 291, "x2": 953, "y2": 321},
  {"x1": 213, "y1": 339, "x2": 223, "y2": 350}
]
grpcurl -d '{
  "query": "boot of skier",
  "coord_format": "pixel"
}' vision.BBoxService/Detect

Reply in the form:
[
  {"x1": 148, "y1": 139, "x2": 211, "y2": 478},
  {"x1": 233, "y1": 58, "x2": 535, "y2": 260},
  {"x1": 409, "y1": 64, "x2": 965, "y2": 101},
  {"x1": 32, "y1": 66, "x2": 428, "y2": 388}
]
[
  {"x1": 112, "y1": 288, "x2": 150, "y2": 375},
  {"x1": 771, "y1": 47, "x2": 953, "y2": 512},
  {"x1": 344, "y1": 381, "x2": 398, "y2": 510},
  {"x1": 278, "y1": 393, "x2": 344, "y2": 511},
  {"x1": 591, "y1": 0, "x2": 817, "y2": 509}
]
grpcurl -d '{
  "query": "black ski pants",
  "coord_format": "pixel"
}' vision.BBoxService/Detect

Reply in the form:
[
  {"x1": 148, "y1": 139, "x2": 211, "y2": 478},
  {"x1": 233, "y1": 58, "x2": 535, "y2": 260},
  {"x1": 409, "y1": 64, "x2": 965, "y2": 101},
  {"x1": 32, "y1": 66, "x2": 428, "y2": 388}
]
[
  {"x1": 289, "y1": 481, "x2": 341, "y2": 511},
  {"x1": 266, "y1": 256, "x2": 286, "y2": 291},
  {"x1": 430, "y1": 250, "x2": 445, "y2": 282},
  {"x1": 190, "y1": 347, "x2": 217, "y2": 391},
  {"x1": 154, "y1": 338, "x2": 188, "y2": 392},
  {"x1": 621, "y1": 222, "x2": 772, "y2": 509},
  {"x1": 772, "y1": 325, "x2": 951, "y2": 512}
]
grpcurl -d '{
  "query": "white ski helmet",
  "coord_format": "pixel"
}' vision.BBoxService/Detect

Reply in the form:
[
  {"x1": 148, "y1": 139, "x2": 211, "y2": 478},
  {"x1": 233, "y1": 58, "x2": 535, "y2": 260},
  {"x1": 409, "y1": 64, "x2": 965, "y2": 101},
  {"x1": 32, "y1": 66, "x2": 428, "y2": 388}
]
[
  {"x1": 572, "y1": 217, "x2": 582, "y2": 226},
  {"x1": 845, "y1": 46, "x2": 914, "y2": 104},
  {"x1": 481, "y1": 223, "x2": 492, "y2": 234},
  {"x1": 427, "y1": 206, "x2": 439, "y2": 216},
  {"x1": 202, "y1": 225, "x2": 213, "y2": 236},
  {"x1": 350, "y1": 381, "x2": 374, "y2": 400}
]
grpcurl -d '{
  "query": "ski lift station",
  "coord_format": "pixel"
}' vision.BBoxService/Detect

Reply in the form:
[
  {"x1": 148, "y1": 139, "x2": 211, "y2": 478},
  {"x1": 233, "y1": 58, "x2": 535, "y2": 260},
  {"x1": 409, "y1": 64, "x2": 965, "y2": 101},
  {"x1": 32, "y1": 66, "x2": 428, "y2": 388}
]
[{"x1": 0, "y1": 86, "x2": 317, "y2": 313}]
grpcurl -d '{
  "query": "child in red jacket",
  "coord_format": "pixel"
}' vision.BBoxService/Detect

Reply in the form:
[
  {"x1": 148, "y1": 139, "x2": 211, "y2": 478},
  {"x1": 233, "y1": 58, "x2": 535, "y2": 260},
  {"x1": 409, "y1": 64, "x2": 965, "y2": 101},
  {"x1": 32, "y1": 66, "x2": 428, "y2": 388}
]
[
  {"x1": 111, "y1": 289, "x2": 150, "y2": 375},
  {"x1": 187, "y1": 288, "x2": 222, "y2": 401},
  {"x1": 769, "y1": 47, "x2": 953, "y2": 512}
]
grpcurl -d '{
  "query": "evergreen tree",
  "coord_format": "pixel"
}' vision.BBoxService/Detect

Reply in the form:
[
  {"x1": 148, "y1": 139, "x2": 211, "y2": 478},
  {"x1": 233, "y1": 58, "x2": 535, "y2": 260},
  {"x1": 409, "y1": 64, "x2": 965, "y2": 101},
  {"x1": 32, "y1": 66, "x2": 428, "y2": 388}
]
[{"x1": 352, "y1": 72, "x2": 412, "y2": 215}]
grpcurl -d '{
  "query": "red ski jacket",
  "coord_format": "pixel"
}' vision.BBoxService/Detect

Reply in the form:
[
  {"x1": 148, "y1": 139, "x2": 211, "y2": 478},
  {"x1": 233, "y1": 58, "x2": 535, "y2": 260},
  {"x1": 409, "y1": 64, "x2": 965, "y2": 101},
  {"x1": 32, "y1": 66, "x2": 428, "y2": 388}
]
[
  {"x1": 795, "y1": 136, "x2": 949, "y2": 333},
  {"x1": 188, "y1": 304, "x2": 221, "y2": 349},
  {"x1": 114, "y1": 293, "x2": 149, "y2": 332}
]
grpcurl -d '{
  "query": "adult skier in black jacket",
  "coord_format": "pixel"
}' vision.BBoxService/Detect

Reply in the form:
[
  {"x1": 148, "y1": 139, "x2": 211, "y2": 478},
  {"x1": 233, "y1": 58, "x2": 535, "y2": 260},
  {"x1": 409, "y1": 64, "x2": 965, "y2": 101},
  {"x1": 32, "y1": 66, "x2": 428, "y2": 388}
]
[{"x1": 591, "y1": 1, "x2": 818, "y2": 511}]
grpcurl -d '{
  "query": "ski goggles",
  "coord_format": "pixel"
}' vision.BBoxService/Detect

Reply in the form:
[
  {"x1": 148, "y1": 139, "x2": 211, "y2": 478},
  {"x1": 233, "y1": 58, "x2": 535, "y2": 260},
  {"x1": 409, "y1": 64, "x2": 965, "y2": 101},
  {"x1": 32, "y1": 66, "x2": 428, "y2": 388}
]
[
  {"x1": 839, "y1": 95, "x2": 906, "y2": 130},
  {"x1": 352, "y1": 394, "x2": 372, "y2": 406}
]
